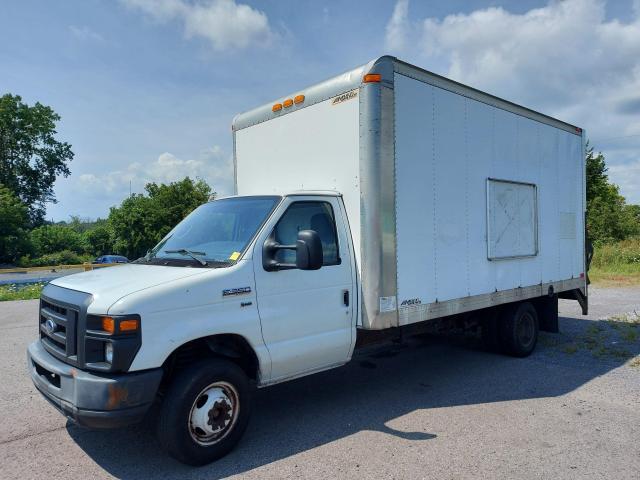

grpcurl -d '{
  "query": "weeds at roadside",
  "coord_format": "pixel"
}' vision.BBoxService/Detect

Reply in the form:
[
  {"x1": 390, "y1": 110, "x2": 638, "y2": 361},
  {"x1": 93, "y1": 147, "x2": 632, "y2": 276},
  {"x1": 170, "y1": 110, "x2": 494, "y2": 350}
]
[
  {"x1": 547, "y1": 312, "x2": 640, "y2": 363},
  {"x1": 0, "y1": 283, "x2": 45, "y2": 301}
]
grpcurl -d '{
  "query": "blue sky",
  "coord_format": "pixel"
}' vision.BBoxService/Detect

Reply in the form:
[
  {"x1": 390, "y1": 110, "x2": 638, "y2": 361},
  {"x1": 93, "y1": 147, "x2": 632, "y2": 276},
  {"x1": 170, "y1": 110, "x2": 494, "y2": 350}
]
[{"x1": 2, "y1": 0, "x2": 640, "y2": 220}]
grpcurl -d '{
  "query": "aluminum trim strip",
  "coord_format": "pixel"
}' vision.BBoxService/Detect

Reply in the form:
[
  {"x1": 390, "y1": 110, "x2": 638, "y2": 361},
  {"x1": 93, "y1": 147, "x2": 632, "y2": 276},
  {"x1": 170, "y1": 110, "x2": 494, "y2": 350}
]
[
  {"x1": 397, "y1": 277, "x2": 584, "y2": 326},
  {"x1": 359, "y1": 82, "x2": 399, "y2": 330}
]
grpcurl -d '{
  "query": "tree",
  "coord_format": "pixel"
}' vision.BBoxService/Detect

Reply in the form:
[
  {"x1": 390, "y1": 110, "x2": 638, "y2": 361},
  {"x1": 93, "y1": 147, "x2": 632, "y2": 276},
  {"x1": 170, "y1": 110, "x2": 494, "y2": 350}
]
[
  {"x1": 0, "y1": 184, "x2": 30, "y2": 263},
  {"x1": 0, "y1": 94, "x2": 73, "y2": 225},
  {"x1": 144, "y1": 177, "x2": 213, "y2": 242},
  {"x1": 108, "y1": 194, "x2": 154, "y2": 259},
  {"x1": 83, "y1": 221, "x2": 114, "y2": 257},
  {"x1": 585, "y1": 145, "x2": 640, "y2": 244},
  {"x1": 108, "y1": 177, "x2": 212, "y2": 259},
  {"x1": 29, "y1": 224, "x2": 86, "y2": 256}
]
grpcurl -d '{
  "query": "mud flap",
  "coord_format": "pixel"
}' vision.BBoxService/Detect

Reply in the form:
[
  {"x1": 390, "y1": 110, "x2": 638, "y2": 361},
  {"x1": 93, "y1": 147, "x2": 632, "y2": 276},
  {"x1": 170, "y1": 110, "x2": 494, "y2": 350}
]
[{"x1": 533, "y1": 294, "x2": 559, "y2": 333}]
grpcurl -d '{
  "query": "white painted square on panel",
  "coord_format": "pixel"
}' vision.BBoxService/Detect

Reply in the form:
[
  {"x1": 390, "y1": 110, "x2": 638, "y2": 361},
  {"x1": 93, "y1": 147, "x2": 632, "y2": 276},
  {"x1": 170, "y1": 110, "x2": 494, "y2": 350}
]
[{"x1": 487, "y1": 179, "x2": 538, "y2": 259}]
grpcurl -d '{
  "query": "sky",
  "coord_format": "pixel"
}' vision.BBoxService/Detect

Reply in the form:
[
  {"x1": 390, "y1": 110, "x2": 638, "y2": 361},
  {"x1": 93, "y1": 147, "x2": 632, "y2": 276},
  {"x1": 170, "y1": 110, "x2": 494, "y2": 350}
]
[{"x1": 1, "y1": 0, "x2": 640, "y2": 221}]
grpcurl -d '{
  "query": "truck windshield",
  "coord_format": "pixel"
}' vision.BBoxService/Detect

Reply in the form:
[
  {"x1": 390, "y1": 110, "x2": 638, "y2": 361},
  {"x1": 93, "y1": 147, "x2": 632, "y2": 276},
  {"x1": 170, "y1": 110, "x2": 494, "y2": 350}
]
[{"x1": 147, "y1": 196, "x2": 280, "y2": 266}]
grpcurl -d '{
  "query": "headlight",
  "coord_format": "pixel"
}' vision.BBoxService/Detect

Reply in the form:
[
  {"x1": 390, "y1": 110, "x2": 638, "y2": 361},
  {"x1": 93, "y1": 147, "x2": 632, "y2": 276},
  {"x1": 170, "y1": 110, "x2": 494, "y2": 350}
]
[
  {"x1": 85, "y1": 314, "x2": 142, "y2": 372},
  {"x1": 105, "y1": 342, "x2": 114, "y2": 363}
]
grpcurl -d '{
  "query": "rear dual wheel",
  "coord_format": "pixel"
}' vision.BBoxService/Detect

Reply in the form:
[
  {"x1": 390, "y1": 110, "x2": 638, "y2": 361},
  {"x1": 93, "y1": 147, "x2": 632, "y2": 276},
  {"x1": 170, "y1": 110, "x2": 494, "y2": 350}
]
[
  {"x1": 500, "y1": 301, "x2": 539, "y2": 357},
  {"x1": 482, "y1": 301, "x2": 539, "y2": 357}
]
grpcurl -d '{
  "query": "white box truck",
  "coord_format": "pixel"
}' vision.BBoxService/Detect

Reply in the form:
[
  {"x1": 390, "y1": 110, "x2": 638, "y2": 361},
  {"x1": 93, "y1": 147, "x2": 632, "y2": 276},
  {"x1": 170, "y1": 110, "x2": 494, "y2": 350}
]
[{"x1": 27, "y1": 56, "x2": 587, "y2": 465}]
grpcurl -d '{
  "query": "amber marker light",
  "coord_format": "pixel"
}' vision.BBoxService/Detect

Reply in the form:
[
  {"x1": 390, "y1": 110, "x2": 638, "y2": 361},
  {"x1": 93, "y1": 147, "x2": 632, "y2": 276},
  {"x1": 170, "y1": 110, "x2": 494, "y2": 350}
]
[
  {"x1": 272, "y1": 103, "x2": 282, "y2": 112},
  {"x1": 119, "y1": 319, "x2": 139, "y2": 332},
  {"x1": 283, "y1": 98, "x2": 294, "y2": 108},
  {"x1": 102, "y1": 316, "x2": 115, "y2": 334},
  {"x1": 363, "y1": 73, "x2": 382, "y2": 83},
  {"x1": 294, "y1": 94, "x2": 305, "y2": 104}
]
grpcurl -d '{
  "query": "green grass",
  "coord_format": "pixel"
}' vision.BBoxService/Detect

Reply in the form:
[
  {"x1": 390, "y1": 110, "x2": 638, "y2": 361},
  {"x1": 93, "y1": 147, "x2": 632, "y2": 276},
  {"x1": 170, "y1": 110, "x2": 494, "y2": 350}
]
[
  {"x1": 0, "y1": 283, "x2": 45, "y2": 301},
  {"x1": 589, "y1": 264, "x2": 640, "y2": 287},
  {"x1": 590, "y1": 237, "x2": 640, "y2": 287}
]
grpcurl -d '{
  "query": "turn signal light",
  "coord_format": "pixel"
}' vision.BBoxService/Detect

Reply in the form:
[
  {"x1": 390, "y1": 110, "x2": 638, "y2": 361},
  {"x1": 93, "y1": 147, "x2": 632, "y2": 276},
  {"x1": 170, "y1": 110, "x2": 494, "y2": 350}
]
[
  {"x1": 363, "y1": 73, "x2": 382, "y2": 83},
  {"x1": 294, "y1": 94, "x2": 305, "y2": 104},
  {"x1": 272, "y1": 103, "x2": 282, "y2": 112},
  {"x1": 102, "y1": 317, "x2": 115, "y2": 334},
  {"x1": 283, "y1": 98, "x2": 294, "y2": 108},
  {"x1": 119, "y1": 319, "x2": 139, "y2": 332}
]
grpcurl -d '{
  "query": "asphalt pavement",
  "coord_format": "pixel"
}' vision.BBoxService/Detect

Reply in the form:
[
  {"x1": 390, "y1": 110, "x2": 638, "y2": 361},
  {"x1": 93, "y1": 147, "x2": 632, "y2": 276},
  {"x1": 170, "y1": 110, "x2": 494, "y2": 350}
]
[{"x1": 1, "y1": 286, "x2": 639, "y2": 479}]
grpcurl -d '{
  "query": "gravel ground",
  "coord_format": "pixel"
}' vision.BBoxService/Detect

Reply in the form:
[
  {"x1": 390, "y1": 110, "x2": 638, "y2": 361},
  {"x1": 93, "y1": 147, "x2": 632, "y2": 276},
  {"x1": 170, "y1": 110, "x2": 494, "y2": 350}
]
[{"x1": 0, "y1": 286, "x2": 639, "y2": 479}]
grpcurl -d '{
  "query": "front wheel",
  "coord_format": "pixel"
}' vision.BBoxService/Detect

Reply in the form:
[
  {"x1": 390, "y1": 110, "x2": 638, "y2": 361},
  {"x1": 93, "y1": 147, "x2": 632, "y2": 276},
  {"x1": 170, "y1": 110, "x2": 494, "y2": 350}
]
[{"x1": 157, "y1": 359, "x2": 252, "y2": 465}]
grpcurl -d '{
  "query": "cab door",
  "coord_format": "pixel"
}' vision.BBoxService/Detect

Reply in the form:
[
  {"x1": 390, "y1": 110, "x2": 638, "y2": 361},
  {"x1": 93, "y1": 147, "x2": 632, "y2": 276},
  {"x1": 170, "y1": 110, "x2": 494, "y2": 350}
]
[{"x1": 252, "y1": 195, "x2": 355, "y2": 382}]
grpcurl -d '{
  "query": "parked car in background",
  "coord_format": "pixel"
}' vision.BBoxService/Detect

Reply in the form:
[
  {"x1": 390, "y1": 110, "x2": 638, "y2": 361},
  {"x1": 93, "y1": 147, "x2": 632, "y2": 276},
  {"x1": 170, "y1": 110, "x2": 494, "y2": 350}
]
[{"x1": 92, "y1": 255, "x2": 129, "y2": 264}]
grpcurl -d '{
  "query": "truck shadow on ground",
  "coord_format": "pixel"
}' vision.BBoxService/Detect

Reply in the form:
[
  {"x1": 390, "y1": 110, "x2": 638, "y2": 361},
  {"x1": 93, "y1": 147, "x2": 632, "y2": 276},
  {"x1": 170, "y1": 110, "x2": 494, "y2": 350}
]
[{"x1": 66, "y1": 313, "x2": 640, "y2": 479}]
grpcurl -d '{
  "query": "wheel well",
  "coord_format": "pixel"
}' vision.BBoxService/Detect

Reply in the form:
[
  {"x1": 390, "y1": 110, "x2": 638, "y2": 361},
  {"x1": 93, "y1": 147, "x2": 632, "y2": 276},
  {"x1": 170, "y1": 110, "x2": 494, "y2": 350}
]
[{"x1": 161, "y1": 334, "x2": 260, "y2": 386}]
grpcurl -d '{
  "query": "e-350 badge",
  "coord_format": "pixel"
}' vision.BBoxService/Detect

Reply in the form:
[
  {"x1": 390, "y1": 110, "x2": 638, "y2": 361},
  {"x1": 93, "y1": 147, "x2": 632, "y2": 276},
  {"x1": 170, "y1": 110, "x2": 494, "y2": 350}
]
[
  {"x1": 222, "y1": 287, "x2": 252, "y2": 297},
  {"x1": 332, "y1": 89, "x2": 358, "y2": 106}
]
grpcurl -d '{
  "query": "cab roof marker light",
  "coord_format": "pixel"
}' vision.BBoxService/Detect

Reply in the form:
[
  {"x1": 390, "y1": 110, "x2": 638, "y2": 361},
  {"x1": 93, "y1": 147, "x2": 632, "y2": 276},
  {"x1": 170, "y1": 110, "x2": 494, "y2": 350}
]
[
  {"x1": 272, "y1": 103, "x2": 282, "y2": 112},
  {"x1": 283, "y1": 98, "x2": 294, "y2": 108},
  {"x1": 363, "y1": 73, "x2": 382, "y2": 83},
  {"x1": 294, "y1": 94, "x2": 305, "y2": 104}
]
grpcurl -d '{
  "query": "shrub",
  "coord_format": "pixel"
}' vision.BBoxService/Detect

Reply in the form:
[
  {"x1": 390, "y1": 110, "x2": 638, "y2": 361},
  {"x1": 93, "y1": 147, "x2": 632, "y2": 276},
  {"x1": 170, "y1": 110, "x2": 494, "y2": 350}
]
[
  {"x1": 20, "y1": 250, "x2": 92, "y2": 267},
  {"x1": 30, "y1": 224, "x2": 87, "y2": 256}
]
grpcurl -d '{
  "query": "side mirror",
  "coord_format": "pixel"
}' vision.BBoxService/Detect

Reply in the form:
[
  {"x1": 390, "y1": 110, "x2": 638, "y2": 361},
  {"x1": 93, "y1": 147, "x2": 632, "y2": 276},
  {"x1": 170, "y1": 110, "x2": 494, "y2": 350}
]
[
  {"x1": 263, "y1": 229, "x2": 323, "y2": 271},
  {"x1": 295, "y1": 230, "x2": 323, "y2": 270}
]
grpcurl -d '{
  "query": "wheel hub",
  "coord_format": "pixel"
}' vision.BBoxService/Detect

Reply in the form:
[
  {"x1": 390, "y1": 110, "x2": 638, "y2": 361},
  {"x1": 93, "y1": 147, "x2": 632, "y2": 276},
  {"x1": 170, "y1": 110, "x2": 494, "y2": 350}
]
[
  {"x1": 207, "y1": 398, "x2": 232, "y2": 430},
  {"x1": 189, "y1": 382, "x2": 238, "y2": 445}
]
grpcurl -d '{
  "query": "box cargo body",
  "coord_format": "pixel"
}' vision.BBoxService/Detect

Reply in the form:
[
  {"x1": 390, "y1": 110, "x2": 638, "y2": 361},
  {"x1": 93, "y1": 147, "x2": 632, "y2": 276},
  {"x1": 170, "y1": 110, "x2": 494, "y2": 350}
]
[{"x1": 233, "y1": 56, "x2": 587, "y2": 330}]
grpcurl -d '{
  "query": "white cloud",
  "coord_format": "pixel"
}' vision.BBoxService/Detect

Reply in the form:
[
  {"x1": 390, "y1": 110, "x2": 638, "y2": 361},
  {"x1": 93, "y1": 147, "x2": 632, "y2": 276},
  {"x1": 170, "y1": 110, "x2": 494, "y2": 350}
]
[
  {"x1": 609, "y1": 159, "x2": 640, "y2": 204},
  {"x1": 384, "y1": 0, "x2": 640, "y2": 203},
  {"x1": 122, "y1": 0, "x2": 273, "y2": 50},
  {"x1": 69, "y1": 25, "x2": 104, "y2": 42},
  {"x1": 76, "y1": 146, "x2": 234, "y2": 200},
  {"x1": 384, "y1": 0, "x2": 410, "y2": 52}
]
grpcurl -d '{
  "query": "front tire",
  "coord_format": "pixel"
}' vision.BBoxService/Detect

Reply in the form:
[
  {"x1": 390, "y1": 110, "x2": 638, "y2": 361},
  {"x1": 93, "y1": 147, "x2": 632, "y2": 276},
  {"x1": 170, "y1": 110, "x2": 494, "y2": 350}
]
[{"x1": 157, "y1": 359, "x2": 252, "y2": 465}]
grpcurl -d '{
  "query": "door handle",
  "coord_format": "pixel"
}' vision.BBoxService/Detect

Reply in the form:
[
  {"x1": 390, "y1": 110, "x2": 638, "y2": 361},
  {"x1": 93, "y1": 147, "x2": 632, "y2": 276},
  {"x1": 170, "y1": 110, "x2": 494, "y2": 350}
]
[{"x1": 343, "y1": 289, "x2": 350, "y2": 307}]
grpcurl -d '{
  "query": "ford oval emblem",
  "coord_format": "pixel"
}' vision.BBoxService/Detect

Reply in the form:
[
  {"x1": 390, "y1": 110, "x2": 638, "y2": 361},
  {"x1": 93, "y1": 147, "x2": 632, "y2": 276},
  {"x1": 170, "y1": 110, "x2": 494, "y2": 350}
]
[{"x1": 44, "y1": 318, "x2": 56, "y2": 334}]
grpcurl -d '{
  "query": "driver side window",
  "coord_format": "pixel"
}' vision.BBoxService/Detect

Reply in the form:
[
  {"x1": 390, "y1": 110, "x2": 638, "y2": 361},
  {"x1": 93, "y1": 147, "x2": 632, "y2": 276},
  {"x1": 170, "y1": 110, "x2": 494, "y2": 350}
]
[{"x1": 273, "y1": 201, "x2": 340, "y2": 266}]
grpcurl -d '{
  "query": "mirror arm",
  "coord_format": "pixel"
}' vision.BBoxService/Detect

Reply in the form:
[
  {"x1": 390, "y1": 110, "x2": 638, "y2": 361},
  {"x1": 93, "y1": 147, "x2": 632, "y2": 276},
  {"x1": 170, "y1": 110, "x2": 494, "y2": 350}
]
[
  {"x1": 271, "y1": 244, "x2": 296, "y2": 251},
  {"x1": 263, "y1": 241, "x2": 297, "y2": 271}
]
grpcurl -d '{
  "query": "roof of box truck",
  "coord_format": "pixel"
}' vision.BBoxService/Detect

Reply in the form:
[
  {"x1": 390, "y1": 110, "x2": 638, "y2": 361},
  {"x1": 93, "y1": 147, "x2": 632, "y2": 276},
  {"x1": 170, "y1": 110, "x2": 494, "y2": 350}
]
[
  {"x1": 232, "y1": 55, "x2": 581, "y2": 136},
  {"x1": 218, "y1": 191, "x2": 342, "y2": 200}
]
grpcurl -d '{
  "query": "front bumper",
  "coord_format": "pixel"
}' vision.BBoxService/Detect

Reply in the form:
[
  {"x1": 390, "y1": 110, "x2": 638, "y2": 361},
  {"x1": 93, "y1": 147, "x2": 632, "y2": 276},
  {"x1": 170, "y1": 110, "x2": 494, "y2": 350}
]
[{"x1": 27, "y1": 340, "x2": 163, "y2": 429}]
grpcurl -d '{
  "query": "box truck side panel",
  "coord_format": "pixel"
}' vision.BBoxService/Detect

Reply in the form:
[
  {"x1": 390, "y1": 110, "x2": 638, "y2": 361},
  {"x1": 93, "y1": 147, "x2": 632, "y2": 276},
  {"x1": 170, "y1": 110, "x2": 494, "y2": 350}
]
[
  {"x1": 235, "y1": 94, "x2": 362, "y2": 266},
  {"x1": 394, "y1": 72, "x2": 584, "y2": 324}
]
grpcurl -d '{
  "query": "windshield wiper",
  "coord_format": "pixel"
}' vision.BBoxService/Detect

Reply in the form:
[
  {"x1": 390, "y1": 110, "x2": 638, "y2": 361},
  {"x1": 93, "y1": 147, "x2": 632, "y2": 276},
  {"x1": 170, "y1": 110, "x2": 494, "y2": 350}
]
[
  {"x1": 164, "y1": 249, "x2": 208, "y2": 266},
  {"x1": 146, "y1": 234, "x2": 173, "y2": 261}
]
